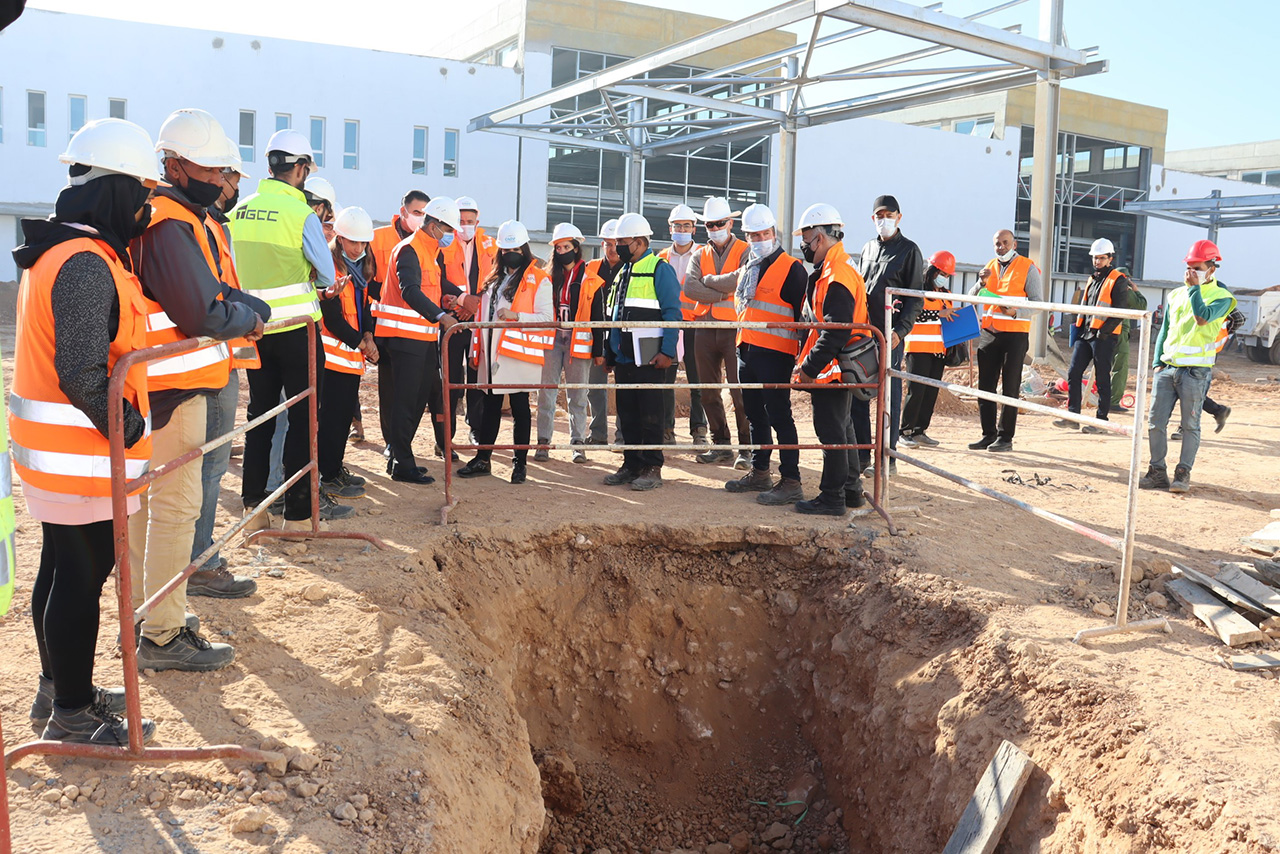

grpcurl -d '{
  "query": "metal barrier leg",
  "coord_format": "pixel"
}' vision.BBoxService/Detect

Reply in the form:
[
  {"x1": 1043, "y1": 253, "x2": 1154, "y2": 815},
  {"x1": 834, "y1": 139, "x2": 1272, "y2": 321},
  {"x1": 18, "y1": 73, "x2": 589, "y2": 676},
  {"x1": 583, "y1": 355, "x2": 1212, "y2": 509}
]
[
  {"x1": 441, "y1": 325, "x2": 458, "y2": 525},
  {"x1": 1, "y1": 710, "x2": 11, "y2": 854}
]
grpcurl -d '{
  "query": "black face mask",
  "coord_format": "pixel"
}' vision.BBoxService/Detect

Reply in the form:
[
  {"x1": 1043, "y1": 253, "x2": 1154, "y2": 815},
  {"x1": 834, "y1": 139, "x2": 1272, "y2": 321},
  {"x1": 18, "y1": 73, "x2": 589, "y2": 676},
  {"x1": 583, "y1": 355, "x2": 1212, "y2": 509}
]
[
  {"x1": 222, "y1": 188, "x2": 240, "y2": 212},
  {"x1": 616, "y1": 242, "x2": 634, "y2": 264},
  {"x1": 183, "y1": 177, "x2": 225, "y2": 208},
  {"x1": 132, "y1": 203, "x2": 152, "y2": 239},
  {"x1": 553, "y1": 250, "x2": 577, "y2": 267},
  {"x1": 501, "y1": 250, "x2": 524, "y2": 269},
  {"x1": 801, "y1": 241, "x2": 817, "y2": 264}
]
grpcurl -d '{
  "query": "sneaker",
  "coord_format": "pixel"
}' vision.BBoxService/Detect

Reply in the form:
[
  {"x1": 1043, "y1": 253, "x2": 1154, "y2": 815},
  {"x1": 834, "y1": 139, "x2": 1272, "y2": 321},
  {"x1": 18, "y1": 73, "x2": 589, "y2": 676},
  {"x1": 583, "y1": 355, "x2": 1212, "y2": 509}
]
[
  {"x1": 863, "y1": 460, "x2": 897, "y2": 479},
  {"x1": 757, "y1": 478, "x2": 804, "y2": 506},
  {"x1": 845, "y1": 489, "x2": 867, "y2": 509},
  {"x1": 571, "y1": 450, "x2": 589, "y2": 464},
  {"x1": 321, "y1": 477, "x2": 365, "y2": 499},
  {"x1": 696, "y1": 449, "x2": 735, "y2": 465},
  {"x1": 899, "y1": 434, "x2": 919, "y2": 449},
  {"x1": 511, "y1": 462, "x2": 527, "y2": 484},
  {"x1": 41, "y1": 696, "x2": 155, "y2": 746},
  {"x1": 987, "y1": 440, "x2": 1014, "y2": 452},
  {"x1": 1171, "y1": 429, "x2": 1183, "y2": 441},
  {"x1": 392, "y1": 466, "x2": 436, "y2": 484},
  {"x1": 603, "y1": 466, "x2": 639, "y2": 486},
  {"x1": 630, "y1": 466, "x2": 664, "y2": 491},
  {"x1": 188, "y1": 561, "x2": 258, "y2": 599},
  {"x1": 30, "y1": 674, "x2": 126, "y2": 733},
  {"x1": 691, "y1": 432, "x2": 711, "y2": 446},
  {"x1": 733, "y1": 452, "x2": 752, "y2": 471},
  {"x1": 348, "y1": 424, "x2": 365, "y2": 444},
  {"x1": 457, "y1": 458, "x2": 492, "y2": 478},
  {"x1": 319, "y1": 493, "x2": 356, "y2": 520},
  {"x1": 333, "y1": 467, "x2": 367, "y2": 488},
  {"x1": 795, "y1": 495, "x2": 846, "y2": 516},
  {"x1": 1080, "y1": 424, "x2": 1106, "y2": 435},
  {"x1": 914, "y1": 432, "x2": 940, "y2": 447},
  {"x1": 533, "y1": 449, "x2": 550, "y2": 462},
  {"x1": 725, "y1": 468, "x2": 773, "y2": 493},
  {"x1": 663, "y1": 432, "x2": 677, "y2": 446},
  {"x1": 1052, "y1": 418, "x2": 1078, "y2": 430},
  {"x1": 968, "y1": 436, "x2": 996, "y2": 450},
  {"x1": 1214, "y1": 406, "x2": 1231, "y2": 433},
  {"x1": 137, "y1": 628, "x2": 235, "y2": 673},
  {"x1": 1138, "y1": 465, "x2": 1169, "y2": 490},
  {"x1": 1169, "y1": 464, "x2": 1192, "y2": 494}
]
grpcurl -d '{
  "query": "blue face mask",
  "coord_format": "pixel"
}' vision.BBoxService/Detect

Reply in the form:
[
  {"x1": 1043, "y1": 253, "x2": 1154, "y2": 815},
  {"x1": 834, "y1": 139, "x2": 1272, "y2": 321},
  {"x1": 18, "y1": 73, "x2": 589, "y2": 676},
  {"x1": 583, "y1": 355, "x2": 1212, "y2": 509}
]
[
  {"x1": 438, "y1": 230, "x2": 455, "y2": 249},
  {"x1": 671, "y1": 232, "x2": 693, "y2": 246}
]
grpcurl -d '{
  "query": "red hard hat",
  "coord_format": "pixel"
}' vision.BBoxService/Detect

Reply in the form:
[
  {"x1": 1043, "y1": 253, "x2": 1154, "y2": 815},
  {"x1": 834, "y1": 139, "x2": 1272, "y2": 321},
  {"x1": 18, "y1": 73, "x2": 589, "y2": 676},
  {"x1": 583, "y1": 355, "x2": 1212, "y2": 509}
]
[
  {"x1": 1184, "y1": 239, "x2": 1222, "y2": 265},
  {"x1": 929, "y1": 250, "x2": 956, "y2": 276}
]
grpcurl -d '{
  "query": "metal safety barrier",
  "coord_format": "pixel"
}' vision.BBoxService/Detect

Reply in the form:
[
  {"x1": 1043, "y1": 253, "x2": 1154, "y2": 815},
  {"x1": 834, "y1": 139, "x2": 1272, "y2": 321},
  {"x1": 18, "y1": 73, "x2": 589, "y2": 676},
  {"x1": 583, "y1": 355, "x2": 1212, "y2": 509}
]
[
  {"x1": 440, "y1": 319, "x2": 895, "y2": 534},
  {"x1": 4, "y1": 316, "x2": 385, "y2": 782},
  {"x1": 882, "y1": 287, "x2": 1169, "y2": 644}
]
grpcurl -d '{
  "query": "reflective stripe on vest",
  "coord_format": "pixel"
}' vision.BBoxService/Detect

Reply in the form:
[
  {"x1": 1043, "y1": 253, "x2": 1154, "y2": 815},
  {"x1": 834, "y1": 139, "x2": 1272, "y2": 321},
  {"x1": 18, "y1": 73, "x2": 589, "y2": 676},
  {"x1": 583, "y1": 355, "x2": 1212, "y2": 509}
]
[
  {"x1": 905, "y1": 296, "x2": 948, "y2": 355},
  {"x1": 1160, "y1": 279, "x2": 1236, "y2": 367},
  {"x1": 374, "y1": 230, "x2": 442, "y2": 342},
  {"x1": 660, "y1": 245, "x2": 708, "y2": 321},
  {"x1": 1074, "y1": 269, "x2": 1125, "y2": 335},
  {"x1": 494, "y1": 267, "x2": 554, "y2": 365},
  {"x1": 699, "y1": 239, "x2": 746, "y2": 321},
  {"x1": 443, "y1": 229, "x2": 497, "y2": 295},
  {"x1": 228, "y1": 178, "x2": 322, "y2": 332},
  {"x1": 981, "y1": 255, "x2": 1034, "y2": 334},
  {"x1": 739, "y1": 253, "x2": 804, "y2": 356},
  {"x1": 321, "y1": 276, "x2": 366, "y2": 375},
  {"x1": 609, "y1": 253, "x2": 664, "y2": 324},
  {"x1": 570, "y1": 265, "x2": 604, "y2": 360},
  {"x1": 797, "y1": 243, "x2": 869, "y2": 385}
]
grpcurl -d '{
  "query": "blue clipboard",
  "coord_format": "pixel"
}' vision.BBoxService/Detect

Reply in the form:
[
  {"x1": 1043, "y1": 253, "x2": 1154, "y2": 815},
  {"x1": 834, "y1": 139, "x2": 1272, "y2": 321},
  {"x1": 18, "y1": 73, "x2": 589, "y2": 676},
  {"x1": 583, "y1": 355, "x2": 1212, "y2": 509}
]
[{"x1": 940, "y1": 304, "x2": 981, "y2": 347}]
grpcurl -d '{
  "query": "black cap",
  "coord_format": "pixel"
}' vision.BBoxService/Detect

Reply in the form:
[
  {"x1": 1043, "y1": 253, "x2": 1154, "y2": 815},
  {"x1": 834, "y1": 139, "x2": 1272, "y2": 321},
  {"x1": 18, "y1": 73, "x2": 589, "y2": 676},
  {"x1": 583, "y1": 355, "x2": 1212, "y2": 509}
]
[{"x1": 872, "y1": 194, "x2": 900, "y2": 214}]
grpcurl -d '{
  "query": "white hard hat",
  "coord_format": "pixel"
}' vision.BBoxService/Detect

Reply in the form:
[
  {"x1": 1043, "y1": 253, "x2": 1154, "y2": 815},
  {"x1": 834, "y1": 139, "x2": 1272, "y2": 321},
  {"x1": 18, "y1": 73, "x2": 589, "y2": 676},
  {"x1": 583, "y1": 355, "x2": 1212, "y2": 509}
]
[
  {"x1": 223, "y1": 136, "x2": 251, "y2": 178},
  {"x1": 1089, "y1": 237, "x2": 1116, "y2": 256},
  {"x1": 496, "y1": 220, "x2": 531, "y2": 249},
  {"x1": 599, "y1": 218, "x2": 621, "y2": 240},
  {"x1": 792, "y1": 202, "x2": 844, "y2": 236},
  {"x1": 668, "y1": 203, "x2": 697, "y2": 224},
  {"x1": 741, "y1": 203, "x2": 777, "y2": 234},
  {"x1": 334, "y1": 206, "x2": 375, "y2": 242},
  {"x1": 699, "y1": 197, "x2": 742, "y2": 222},
  {"x1": 265, "y1": 128, "x2": 313, "y2": 163},
  {"x1": 615, "y1": 212, "x2": 653, "y2": 239},
  {"x1": 156, "y1": 109, "x2": 238, "y2": 169},
  {"x1": 455, "y1": 196, "x2": 479, "y2": 212},
  {"x1": 60, "y1": 118, "x2": 163, "y2": 184},
  {"x1": 304, "y1": 176, "x2": 337, "y2": 208},
  {"x1": 424, "y1": 196, "x2": 462, "y2": 231},
  {"x1": 551, "y1": 222, "x2": 585, "y2": 244}
]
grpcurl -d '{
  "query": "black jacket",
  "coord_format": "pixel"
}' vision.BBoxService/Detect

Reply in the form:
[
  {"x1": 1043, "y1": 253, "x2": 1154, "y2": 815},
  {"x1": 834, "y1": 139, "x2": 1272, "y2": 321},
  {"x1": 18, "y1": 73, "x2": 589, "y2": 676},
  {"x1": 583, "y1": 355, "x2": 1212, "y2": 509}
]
[{"x1": 858, "y1": 230, "x2": 925, "y2": 339}]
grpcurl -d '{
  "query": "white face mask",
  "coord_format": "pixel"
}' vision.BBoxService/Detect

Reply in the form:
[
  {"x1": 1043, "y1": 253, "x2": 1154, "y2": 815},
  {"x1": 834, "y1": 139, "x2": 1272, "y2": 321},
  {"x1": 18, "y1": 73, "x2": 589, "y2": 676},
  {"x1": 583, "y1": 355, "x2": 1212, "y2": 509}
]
[
  {"x1": 404, "y1": 212, "x2": 425, "y2": 232},
  {"x1": 997, "y1": 247, "x2": 1017, "y2": 263},
  {"x1": 707, "y1": 227, "x2": 729, "y2": 245},
  {"x1": 344, "y1": 250, "x2": 366, "y2": 263},
  {"x1": 1186, "y1": 268, "x2": 1206, "y2": 285},
  {"x1": 459, "y1": 224, "x2": 477, "y2": 242},
  {"x1": 874, "y1": 217, "x2": 898, "y2": 239},
  {"x1": 671, "y1": 232, "x2": 693, "y2": 246},
  {"x1": 748, "y1": 239, "x2": 776, "y2": 261}
]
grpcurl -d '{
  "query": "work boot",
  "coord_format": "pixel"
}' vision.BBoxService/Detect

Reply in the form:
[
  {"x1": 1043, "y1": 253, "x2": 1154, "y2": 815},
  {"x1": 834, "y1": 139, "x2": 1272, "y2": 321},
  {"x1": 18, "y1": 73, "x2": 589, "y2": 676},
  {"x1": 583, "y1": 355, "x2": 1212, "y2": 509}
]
[
  {"x1": 663, "y1": 431, "x2": 677, "y2": 446},
  {"x1": 795, "y1": 495, "x2": 846, "y2": 517},
  {"x1": 696, "y1": 448, "x2": 734, "y2": 465},
  {"x1": 602, "y1": 466, "x2": 638, "y2": 486},
  {"x1": 319, "y1": 493, "x2": 356, "y2": 520},
  {"x1": 845, "y1": 488, "x2": 867, "y2": 509},
  {"x1": 457, "y1": 458, "x2": 492, "y2": 478},
  {"x1": 968, "y1": 436, "x2": 996, "y2": 450},
  {"x1": 283, "y1": 518, "x2": 330, "y2": 532},
  {"x1": 321, "y1": 476, "x2": 365, "y2": 500},
  {"x1": 125, "y1": 613, "x2": 200, "y2": 648},
  {"x1": 1138, "y1": 465, "x2": 1169, "y2": 490},
  {"x1": 241, "y1": 506, "x2": 272, "y2": 534},
  {"x1": 914, "y1": 432, "x2": 940, "y2": 447},
  {"x1": 691, "y1": 430, "x2": 710, "y2": 446},
  {"x1": 733, "y1": 452, "x2": 752, "y2": 471},
  {"x1": 630, "y1": 466, "x2": 664, "y2": 491},
  {"x1": 137, "y1": 628, "x2": 235, "y2": 673},
  {"x1": 863, "y1": 460, "x2": 897, "y2": 480},
  {"x1": 533, "y1": 448, "x2": 551, "y2": 462},
  {"x1": 757, "y1": 478, "x2": 804, "y2": 506},
  {"x1": 332, "y1": 466, "x2": 366, "y2": 488},
  {"x1": 987, "y1": 440, "x2": 1014, "y2": 452},
  {"x1": 1169, "y1": 464, "x2": 1192, "y2": 494},
  {"x1": 511, "y1": 462, "x2": 528, "y2": 484},
  {"x1": 392, "y1": 466, "x2": 436, "y2": 484},
  {"x1": 30, "y1": 674, "x2": 126, "y2": 734},
  {"x1": 188, "y1": 559, "x2": 257, "y2": 599},
  {"x1": 41, "y1": 696, "x2": 155, "y2": 746},
  {"x1": 1052, "y1": 418, "x2": 1078, "y2": 430},
  {"x1": 1214, "y1": 406, "x2": 1231, "y2": 433},
  {"x1": 725, "y1": 468, "x2": 772, "y2": 493}
]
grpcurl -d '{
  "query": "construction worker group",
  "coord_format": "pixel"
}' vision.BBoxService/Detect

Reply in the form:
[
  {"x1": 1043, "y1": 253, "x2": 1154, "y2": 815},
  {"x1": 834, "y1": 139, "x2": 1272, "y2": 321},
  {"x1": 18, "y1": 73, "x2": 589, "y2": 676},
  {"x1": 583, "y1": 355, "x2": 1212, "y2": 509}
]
[{"x1": 6, "y1": 111, "x2": 1237, "y2": 747}]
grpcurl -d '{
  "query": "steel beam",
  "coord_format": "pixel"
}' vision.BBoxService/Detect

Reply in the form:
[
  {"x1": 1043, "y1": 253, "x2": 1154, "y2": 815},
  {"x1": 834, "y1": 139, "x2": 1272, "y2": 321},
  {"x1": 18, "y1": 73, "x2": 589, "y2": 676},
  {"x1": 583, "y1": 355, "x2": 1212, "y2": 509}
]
[
  {"x1": 1125, "y1": 193, "x2": 1280, "y2": 212},
  {"x1": 609, "y1": 84, "x2": 791, "y2": 123}
]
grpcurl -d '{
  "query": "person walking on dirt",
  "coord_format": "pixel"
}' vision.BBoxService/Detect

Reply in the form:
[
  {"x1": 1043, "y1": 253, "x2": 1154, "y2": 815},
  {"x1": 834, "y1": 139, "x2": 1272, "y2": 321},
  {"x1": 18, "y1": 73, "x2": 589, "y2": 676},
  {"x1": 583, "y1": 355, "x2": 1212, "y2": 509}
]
[
  {"x1": 1054, "y1": 238, "x2": 1130, "y2": 434},
  {"x1": 899, "y1": 250, "x2": 958, "y2": 448}
]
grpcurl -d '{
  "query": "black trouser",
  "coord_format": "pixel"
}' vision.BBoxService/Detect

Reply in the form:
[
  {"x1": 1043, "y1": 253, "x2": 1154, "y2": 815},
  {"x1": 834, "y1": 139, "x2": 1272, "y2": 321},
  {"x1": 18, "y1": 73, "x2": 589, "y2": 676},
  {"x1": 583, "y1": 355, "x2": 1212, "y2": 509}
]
[
  {"x1": 739, "y1": 343, "x2": 800, "y2": 480},
  {"x1": 1068, "y1": 334, "x2": 1118, "y2": 419},
  {"x1": 441, "y1": 328, "x2": 483, "y2": 437},
  {"x1": 615, "y1": 362, "x2": 666, "y2": 471},
  {"x1": 474, "y1": 392, "x2": 531, "y2": 465},
  {"x1": 663, "y1": 328, "x2": 707, "y2": 440},
  {"x1": 377, "y1": 336, "x2": 444, "y2": 476},
  {"x1": 810, "y1": 386, "x2": 861, "y2": 501},
  {"x1": 244, "y1": 327, "x2": 325, "y2": 520},
  {"x1": 901, "y1": 351, "x2": 946, "y2": 436},
  {"x1": 1203, "y1": 393, "x2": 1226, "y2": 417},
  {"x1": 318, "y1": 368, "x2": 361, "y2": 481},
  {"x1": 32, "y1": 520, "x2": 115, "y2": 710},
  {"x1": 852, "y1": 342, "x2": 903, "y2": 466},
  {"x1": 976, "y1": 330, "x2": 1029, "y2": 441}
]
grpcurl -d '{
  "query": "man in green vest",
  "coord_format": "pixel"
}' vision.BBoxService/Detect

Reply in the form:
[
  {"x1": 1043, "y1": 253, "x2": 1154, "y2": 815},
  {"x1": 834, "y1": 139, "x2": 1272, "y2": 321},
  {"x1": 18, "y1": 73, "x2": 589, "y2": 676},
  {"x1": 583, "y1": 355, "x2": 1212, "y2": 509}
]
[
  {"x1": 229, "y1": 128, "x2": 351, "y2": 530},
  {"x1": 1139, "y1": 239, "x2": 1236, "y2": 495}
]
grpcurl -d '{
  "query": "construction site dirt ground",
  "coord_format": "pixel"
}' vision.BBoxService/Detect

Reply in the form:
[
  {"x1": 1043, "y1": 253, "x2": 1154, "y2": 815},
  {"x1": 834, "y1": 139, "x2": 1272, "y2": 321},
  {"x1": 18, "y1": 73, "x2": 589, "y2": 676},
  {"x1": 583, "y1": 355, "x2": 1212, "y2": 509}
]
[{"x1": 2, "y1": 290, "x2": 1280, "y2": 853}]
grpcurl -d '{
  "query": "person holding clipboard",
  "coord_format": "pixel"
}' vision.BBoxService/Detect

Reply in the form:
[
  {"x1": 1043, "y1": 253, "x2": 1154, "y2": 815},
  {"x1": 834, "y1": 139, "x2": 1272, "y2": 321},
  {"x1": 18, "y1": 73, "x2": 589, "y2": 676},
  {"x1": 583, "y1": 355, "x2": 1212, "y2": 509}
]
[{"x1": 900, "y1": 250, "x2": 959, "y2": 447}]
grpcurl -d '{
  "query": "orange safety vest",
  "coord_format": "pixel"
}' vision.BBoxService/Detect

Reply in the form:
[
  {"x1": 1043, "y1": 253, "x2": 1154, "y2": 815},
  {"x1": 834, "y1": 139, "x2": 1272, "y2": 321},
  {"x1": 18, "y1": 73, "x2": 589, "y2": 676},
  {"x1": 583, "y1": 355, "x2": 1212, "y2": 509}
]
[
  {"x1": 1074, "y1": 269, "x2": 1124, "y2": 335},
  {"x1": 442, "y1": 228, "x2": 497, "y2": 295},
  {"x1": 562, "y1": 262, "x2": 605, "y2": 360},
  {"x1": 698, "y1": 239, "x2": 747, "y2": 321},
  {"x1": 659, "y1": 244, "x2": 708, "y2": 321},
  {"x1": 798, "y1": 243, "x2": 869, "y2": 384},
  {"x1": 472, "y1": 266, "x2": 554, "y2": 365},
  {"x1": 370, "y1": 217, "x2": 410, "y2": 288},
  {"x1": 9, "y1": 237, "x2": 152, "y2": 497},
  {"x1": 140, "y1": 196, "x2": 232, "y2": 392},
  {"x1": 206, "y1": 212, "x2": 260, "y2": 370},
  {"x1": 374, "y1": 230, "x2": 443, "y2": 342},
  {"x1": 321, "y1": 274, "x2": 366, "y2": 375},
  {"x1": 904, "y1": 294, "x2": 950, "y2": 355},
  {"x1": 981, "y1": 255, "x2": 1035, "y2": 334},
  {"x1": 737, "y1": 252, "x2": 804, "y2": 356}
]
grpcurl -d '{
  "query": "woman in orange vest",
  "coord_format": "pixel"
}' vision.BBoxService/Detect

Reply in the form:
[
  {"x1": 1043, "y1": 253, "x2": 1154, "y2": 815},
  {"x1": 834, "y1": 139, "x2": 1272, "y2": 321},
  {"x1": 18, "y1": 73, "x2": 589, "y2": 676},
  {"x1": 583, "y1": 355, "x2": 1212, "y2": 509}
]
[
  {"x1": 457, "y1": 221, "x2": 554, "y2": 484},
  {"x1": 900, "y1": 251, "x2": 957, "y2": 448},
  {"x1": 317, "y1": 206, "x2": 380, "y2": 499},
  {"x1": 9, "y1": 119, "x2": 160, "y2": 745}
]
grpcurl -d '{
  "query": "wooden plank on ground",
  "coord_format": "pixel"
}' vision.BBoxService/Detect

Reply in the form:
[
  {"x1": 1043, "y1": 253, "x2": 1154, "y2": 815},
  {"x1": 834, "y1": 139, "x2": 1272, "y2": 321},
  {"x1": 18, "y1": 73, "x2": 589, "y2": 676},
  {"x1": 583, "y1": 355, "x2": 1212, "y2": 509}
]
[
  {"x1": 1250, "y1": 559, "x2": 1280, "y2": 588},
  {"x1": 1166, "y1": 578, "x2": 1267, "y2": 647},
  {"x1": 1215, "y1": 566, "x2": 1280, "y2": 616},
  {"x1": 941, "y1": 740, "x2": 1035, "y2": 854},
  {"x1": 1172, "y1": 564, "x2": 1272, "y2": 619},
  {"x1": 1229, "y1": 653, "x2": 1280, "y2": 671}
]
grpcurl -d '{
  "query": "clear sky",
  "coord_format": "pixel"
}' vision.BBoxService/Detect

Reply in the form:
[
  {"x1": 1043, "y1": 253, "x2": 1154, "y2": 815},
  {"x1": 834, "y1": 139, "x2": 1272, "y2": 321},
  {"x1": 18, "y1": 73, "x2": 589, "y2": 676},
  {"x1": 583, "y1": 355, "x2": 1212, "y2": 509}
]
[{"x1": 24, "y1": 0, "x2": 1277, "y2": 151}]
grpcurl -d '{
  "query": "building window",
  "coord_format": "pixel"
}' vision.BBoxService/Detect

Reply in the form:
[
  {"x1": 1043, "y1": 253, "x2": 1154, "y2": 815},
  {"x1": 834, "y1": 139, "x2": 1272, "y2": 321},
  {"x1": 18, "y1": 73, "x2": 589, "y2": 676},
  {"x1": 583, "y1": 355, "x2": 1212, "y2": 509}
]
[
  {"x1": 443, "y1": 129, "x2": 459, "y2": 177},
  {"x1": 343, "y1": 119, "x2": 358, "y2": 170},
  {"x1": 27, "y1": 91, "x2": 46, "y2": 147},
  {"x1": 1103, "y1": 145, "x2": 1140, "y2": 171},
  {"x1": 954, "y1": 116, "x2": 995, "y2": 139},
  {"x1": 239, "y1": 110, "x2": 255, "y2": 162},
  {"x1": 1242, "y1": 170, "x2": 1280, "y2": 187},
  {"x1": 309, "y1": 117, "x2": 325, "y2": 167},
  {"x1": 1074, "y1": 149, "x2": 1092, "y2": 173},
  {"x1": 68, "y1": 95, "x2": 88, "y2": 139},
  {"x1": 412, "y1": 126, "x2": 428, "y2": 175},
  {"x1": 275, "y1": 113, "x2": 291, "y2": 131},
  {"x1": 108, "y1": 98, "x2": 126, "y2": 119}
]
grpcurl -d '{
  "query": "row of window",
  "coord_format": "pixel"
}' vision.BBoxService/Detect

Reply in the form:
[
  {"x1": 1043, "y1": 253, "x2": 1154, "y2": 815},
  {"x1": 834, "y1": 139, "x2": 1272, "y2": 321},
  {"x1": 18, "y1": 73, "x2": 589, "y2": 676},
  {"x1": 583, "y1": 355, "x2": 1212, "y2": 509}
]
[
  {"x1": 0, "y1": 89, "x2": 127, "y2": 145},
  {"x1": 1241, "y1": 169, "x2": 1280, "y2": 187},
  {"x1": 1018, "y1": 145, "x2": 1144, "y2": 178}
]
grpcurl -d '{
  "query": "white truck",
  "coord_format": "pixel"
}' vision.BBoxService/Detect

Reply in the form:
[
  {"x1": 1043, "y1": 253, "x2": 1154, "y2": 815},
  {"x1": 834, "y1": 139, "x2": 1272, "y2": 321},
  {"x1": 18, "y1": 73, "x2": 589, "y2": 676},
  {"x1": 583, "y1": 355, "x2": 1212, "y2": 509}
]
[{"x1": 1233, "y1": 285, "x2": 1280, "y2": 365}]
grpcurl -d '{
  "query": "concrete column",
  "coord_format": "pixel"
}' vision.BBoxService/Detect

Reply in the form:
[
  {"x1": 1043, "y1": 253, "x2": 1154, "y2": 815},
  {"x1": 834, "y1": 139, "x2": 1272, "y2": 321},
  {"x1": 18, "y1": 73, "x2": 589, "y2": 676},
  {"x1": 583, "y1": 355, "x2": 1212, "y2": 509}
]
[
  {"x1": 1028, "y1": 0, "x2": 1064, "y2": 360},
  {"x1": 777, "y1": 56, "x2": 800, "y2": 250}
]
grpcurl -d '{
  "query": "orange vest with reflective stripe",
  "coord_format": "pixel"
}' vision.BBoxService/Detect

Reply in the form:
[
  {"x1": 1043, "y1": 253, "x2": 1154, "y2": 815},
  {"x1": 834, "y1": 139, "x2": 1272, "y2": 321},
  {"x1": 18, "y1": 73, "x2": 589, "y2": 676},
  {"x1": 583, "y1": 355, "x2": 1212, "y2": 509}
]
[
  {"x1": 472, "y1": 267, "x2": 554, "y2": 365},
  {"x1": 140, "y1": 196, "x2": 232, "y2": 392},
  {"x1": 206, "y1": 212, "x2": 260, "y2": 370},
  {"x1": 798, "y1": 243, "x2": 869, "y2": 384},
  {"x1": 370, "y1": 218, "x2": 408, "y2": 289},
  {"x1": 375, "y1": 230, "x2": 442, "y2": 342},
  {"x1": 905, "y1": 294, "x2": 949, "y2": 355},
  {"x1": 981, "y1": 255, "x2": 1034, "y2": 334},
  {"x1": 659, "y1": 245, "x2": 708, "y2": 321},
  {"x1": 699, "y1": 239, "x2": 747, "y2": 321},
  {"x1": 1074, "y1": 269, "x2": 1124, "y2": 335},
  {"x1": 738, "y1": 252, "x2": 804, "y2": 356},
  {"x1": 321, "y1": 275, "x2": 366, "y2": 375},
  {"x1": 442, "y1": 228, "x2": 497, "y2": 295},
  {"x1": 9, "y1": 237, "x2": 153, "y2": 498},
  {"x1": 567, "y1": 263, "x2": 605, "y2": 360}
]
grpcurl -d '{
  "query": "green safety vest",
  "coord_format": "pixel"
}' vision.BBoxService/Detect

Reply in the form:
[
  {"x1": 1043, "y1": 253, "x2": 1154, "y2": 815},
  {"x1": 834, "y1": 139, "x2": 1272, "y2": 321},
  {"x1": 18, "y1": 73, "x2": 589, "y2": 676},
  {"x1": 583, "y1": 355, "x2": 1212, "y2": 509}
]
[
  {"x1": 1160, "y1": 278, "x2": 1236, "y2": 367},
  {"x1": 228, "y1": 178, "x2": 322, "y2": 333},
  {"x1": 1, "y1": 343, "x2": 16, "y2": 616},
  {"x1": 608, "y1": 252, "x2": 663, "y2": 322}
]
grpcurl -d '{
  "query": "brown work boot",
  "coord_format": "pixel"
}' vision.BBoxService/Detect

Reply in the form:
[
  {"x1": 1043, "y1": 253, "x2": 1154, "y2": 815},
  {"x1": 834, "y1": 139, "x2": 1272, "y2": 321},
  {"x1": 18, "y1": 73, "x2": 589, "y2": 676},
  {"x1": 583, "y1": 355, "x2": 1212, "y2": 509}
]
[
  {"x1": 188, "y1": 559, "x2": 258, "y2": 599},
  {"x1": 630, "y1": 466, "x2": 664, "y2": 491},
  {"x1": 724, "y1": 468, "x2": 772, "y2": 493},
  {"x1": 757, "y1": 477, "x2": 804, "y2": 506},
  {"x1": 1137, "y1": 465, "x2": 1169, "y2": 490}
]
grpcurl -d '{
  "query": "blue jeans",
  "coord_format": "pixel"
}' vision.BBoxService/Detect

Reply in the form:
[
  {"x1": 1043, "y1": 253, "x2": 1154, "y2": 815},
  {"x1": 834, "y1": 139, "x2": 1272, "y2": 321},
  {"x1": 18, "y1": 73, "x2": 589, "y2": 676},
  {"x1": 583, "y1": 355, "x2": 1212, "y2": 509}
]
[
  {"x1": 266, "y1": 391, "x2": 287, "y2": 492},
  {"x1": 1148, "y1": 365, "x2": 1211, "y2": 474},
  {"x1": 852, "y1": 342, "x2": 903, "y2": 466},
  {"x1": 191, "y1": 371, "x2": 239, "y2": 571}
]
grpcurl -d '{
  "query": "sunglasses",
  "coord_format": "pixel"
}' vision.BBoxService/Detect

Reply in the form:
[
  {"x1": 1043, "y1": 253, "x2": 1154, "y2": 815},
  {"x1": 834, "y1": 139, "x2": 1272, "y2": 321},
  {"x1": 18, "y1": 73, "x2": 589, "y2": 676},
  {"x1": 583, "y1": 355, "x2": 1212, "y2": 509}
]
[{"x1": 704, "y1": 219, "x2": 728, "y2": 229}]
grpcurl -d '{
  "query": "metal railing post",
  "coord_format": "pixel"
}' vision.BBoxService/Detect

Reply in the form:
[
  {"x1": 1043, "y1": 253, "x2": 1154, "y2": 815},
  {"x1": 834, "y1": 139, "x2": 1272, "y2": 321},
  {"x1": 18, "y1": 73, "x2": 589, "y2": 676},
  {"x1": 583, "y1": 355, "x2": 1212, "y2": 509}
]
[{"x1": 0, "y1": 711, "x2": 11, "y2": 854}]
